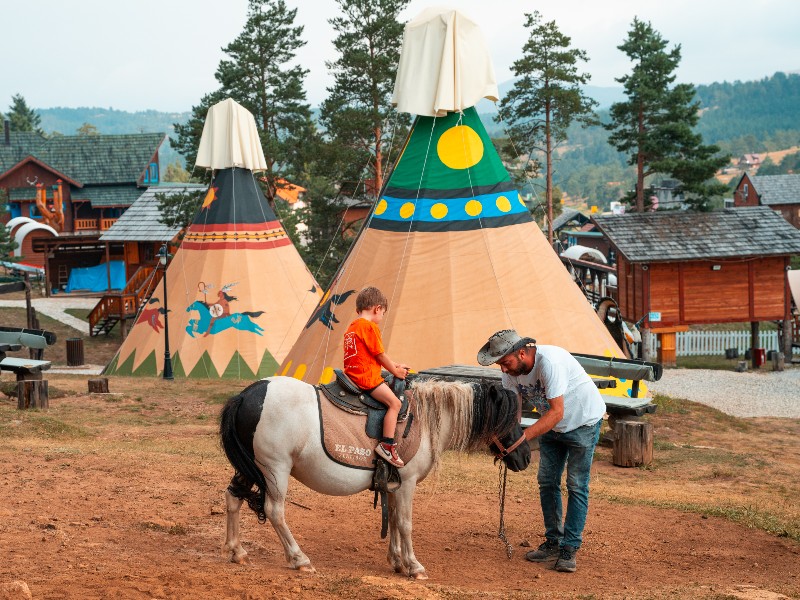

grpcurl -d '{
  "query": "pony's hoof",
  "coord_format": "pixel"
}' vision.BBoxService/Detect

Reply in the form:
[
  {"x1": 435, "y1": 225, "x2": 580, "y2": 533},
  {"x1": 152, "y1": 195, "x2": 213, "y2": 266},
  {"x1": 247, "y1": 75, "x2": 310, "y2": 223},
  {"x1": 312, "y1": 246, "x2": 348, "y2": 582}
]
[
  {"x1": 230, "y1": 553, "x2": 249, "y2": 565},
  {"x1": 410, "y1": 571, "x2": 428, "y2": 580},
  {"x1": 297, "y1": 564, "x2": 316, "y2": 573}
]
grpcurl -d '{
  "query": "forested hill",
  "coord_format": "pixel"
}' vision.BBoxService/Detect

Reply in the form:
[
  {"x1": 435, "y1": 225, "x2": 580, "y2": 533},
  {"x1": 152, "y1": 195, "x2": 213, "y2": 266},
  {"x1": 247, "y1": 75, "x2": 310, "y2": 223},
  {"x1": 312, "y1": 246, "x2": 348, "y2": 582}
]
[
  {"x1": 693, "y1": 72, "x2": 800, "y2": 152},
  {"x1": 37, "y1": 107, "x2": 190, "y2": 137}
]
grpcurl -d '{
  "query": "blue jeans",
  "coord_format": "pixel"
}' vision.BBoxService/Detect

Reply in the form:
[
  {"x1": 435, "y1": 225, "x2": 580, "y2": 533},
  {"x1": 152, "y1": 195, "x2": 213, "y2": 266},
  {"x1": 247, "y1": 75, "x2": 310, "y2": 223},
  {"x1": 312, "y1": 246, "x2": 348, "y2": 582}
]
[{"x1": 537, "y1": 420, "x2": 601, "y2": 550}]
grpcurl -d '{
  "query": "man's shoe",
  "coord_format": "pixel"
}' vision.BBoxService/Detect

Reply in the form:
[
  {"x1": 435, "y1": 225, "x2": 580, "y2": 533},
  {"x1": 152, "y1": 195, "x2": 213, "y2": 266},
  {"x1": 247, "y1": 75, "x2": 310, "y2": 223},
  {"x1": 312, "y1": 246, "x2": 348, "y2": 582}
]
[
  {"x1": 375, "y1": 443, "x2": 404, "y2": 468},
  {"x1": 525, "y1": 539, "x2": 560, "y2": 562},
  {"x1": 554, "y1": 546, "x2": 577, "y2": 572}
]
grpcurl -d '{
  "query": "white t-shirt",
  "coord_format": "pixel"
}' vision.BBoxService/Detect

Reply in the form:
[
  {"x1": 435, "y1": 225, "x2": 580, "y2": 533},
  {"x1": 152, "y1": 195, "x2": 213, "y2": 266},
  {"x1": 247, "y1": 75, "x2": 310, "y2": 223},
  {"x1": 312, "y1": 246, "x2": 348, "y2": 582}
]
[{"x1": 501, "y1": 345, "x2": 605, "y2": 433}]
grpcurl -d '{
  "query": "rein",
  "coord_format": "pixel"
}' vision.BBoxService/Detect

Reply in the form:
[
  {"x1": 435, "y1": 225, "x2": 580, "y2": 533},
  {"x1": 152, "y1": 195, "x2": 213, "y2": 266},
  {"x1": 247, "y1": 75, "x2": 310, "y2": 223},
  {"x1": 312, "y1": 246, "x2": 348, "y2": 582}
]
[{"x1": 497, "y1": 463, "x2": 513, "y2": 559}]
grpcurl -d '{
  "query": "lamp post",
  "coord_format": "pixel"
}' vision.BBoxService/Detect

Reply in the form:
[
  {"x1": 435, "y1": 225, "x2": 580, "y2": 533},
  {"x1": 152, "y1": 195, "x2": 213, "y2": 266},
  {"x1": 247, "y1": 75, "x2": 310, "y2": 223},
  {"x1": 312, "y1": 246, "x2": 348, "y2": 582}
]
[{"x1": 158, "y1": 244, "x2": 174, "y2": 380}]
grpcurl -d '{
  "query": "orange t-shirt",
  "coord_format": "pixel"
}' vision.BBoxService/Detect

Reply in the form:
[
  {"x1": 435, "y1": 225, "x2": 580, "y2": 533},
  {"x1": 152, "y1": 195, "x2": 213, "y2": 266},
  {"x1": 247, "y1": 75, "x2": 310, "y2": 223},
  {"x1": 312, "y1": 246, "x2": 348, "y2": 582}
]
[{"x1": 343, "y1": 318, "x2": 385, "y2": 390}]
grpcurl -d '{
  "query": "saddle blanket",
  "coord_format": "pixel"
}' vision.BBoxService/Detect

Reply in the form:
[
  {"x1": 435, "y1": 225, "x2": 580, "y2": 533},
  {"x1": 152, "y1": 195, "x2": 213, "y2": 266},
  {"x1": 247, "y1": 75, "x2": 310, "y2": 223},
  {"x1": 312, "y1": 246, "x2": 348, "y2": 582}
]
[{"x1": 318, "y1": 391, "x2": 422, "y2": 470}]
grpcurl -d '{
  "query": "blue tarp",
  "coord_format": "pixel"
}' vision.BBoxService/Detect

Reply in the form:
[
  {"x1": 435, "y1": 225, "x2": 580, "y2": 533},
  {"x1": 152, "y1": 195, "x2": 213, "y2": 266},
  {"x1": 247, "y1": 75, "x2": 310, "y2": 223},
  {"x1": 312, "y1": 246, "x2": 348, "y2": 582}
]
[{"x1": 65, "y1": 261, "x2": 126, "y2": 293}]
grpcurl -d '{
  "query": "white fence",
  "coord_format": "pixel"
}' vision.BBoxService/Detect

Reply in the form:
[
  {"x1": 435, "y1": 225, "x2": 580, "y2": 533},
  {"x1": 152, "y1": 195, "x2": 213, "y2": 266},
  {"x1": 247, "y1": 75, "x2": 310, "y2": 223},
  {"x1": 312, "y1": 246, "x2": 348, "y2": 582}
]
[{"x1": 645, "y1": 330, "x2": 787, "y2": 357}]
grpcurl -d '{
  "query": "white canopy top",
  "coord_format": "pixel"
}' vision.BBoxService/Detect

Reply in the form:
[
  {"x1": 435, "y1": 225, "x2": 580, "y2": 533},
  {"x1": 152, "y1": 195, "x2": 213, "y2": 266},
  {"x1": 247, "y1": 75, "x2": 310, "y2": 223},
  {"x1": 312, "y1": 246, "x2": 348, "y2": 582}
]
[
  {"x1": 195, "y1": 98, "x2": 268, "y2": 172},
  {"x1": 392, "y1": 7, "x2": 499, "y2": 117}
]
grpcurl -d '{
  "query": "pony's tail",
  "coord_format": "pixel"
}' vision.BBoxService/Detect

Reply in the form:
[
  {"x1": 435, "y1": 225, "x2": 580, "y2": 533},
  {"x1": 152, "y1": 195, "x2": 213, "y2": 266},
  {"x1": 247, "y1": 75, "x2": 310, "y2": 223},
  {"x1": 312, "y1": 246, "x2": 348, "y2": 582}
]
[
  {"x1": 241, "y1": 311, "x2": 265, "y2": 318},
  {"x1": 220, "y1": 383, "x2": 269, "y2": 523}
]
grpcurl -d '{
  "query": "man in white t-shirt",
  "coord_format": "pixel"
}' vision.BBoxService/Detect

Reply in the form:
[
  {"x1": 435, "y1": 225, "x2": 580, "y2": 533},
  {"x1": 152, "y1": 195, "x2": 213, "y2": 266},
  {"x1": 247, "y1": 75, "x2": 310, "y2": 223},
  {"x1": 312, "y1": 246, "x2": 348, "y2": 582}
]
[{"x1": 478, "y1": 329, "x2": 605, "y2": 573}]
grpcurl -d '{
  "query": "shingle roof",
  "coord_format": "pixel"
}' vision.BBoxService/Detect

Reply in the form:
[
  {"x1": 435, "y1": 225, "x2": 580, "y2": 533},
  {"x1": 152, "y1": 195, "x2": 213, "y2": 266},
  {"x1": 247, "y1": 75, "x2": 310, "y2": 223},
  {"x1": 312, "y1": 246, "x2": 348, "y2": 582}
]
[
  {"x1": 0, "y1": 132, "x2": 165, "y2": 185},
  {"x1": 99, "y1": 184, "x2": 206, "y2": 242},
  {"x1": 592, "y1": 207, "x2": 800, "y2": 262},
  {"x1": 751, "y1": 174, "x2": 800, "y2": 206},
  {"x1": 74, "y1": 185, "x2": 145, "y2": 208},
  {"x1": 551, "y1": 207, "x2": 590, "y2": 232}
]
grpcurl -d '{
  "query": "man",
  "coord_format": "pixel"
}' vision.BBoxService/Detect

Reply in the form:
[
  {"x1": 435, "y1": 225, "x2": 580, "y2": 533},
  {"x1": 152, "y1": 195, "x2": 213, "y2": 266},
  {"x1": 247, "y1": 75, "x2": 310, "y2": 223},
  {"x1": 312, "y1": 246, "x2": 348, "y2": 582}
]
[{"x1": 477, "y1": 329, "x2": 605, "y2": 573}]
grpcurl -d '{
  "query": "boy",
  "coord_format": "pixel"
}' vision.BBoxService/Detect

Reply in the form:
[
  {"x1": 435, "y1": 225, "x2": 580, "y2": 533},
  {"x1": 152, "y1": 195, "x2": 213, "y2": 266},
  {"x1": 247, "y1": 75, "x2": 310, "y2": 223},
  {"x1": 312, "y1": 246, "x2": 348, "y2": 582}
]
[{"x1": 343, "y1": 286, "x2": 410, "y2": 468}]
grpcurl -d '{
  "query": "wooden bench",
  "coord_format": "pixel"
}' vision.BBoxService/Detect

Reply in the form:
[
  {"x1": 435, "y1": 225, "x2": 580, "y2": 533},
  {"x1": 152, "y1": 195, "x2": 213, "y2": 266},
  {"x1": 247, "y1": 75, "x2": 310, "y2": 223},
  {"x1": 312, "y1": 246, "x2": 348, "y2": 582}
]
[{"x1": 0, "y1": 328, "x2": 56, "y2": 409}]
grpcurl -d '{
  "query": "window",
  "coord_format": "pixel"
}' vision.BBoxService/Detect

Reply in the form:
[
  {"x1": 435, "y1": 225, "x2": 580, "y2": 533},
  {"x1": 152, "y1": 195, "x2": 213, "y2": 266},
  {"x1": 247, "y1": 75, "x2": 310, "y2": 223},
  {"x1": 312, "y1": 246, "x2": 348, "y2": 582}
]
[
  {"x1": 743, "y1": 183, "x2": 749, "y2": 198},
  {"x1": 149, "y1": 162, "x2": 159, "y2": 183}
]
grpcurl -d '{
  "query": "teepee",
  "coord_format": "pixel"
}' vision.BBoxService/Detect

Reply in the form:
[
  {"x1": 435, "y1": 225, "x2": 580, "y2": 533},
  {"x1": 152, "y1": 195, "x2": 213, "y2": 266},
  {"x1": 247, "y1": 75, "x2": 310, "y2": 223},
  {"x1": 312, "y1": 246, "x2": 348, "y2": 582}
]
[
  {"x1": 105, "y1": 98, "x2": 320, "y2": 378},
  {"x1": 279, "y1": 9, "x2": 624, "y2": 387}
]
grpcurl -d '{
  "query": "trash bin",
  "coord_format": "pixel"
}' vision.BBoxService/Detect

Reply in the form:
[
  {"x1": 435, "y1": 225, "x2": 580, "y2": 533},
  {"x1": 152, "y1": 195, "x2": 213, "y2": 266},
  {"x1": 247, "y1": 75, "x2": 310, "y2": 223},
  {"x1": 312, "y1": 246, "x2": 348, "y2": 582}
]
[
  {"x1": 66, "y1": 337, "x2": 85, "y2": 366},
  {"x1": 724, "y1": 348, "x2": 739, "y2": 359},
  {"x1": 754, "y1": 348, "x2": 766, "y2": 367}
]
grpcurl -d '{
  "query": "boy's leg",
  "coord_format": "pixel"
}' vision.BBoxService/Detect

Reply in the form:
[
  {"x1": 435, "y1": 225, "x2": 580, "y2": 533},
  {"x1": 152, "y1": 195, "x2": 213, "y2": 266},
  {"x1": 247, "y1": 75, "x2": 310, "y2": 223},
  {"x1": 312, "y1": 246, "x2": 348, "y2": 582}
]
[
  {"x1": 371, "y1": 383, "x2": 402, "y2": 439},
  {"x1": 370, "y1": 383, "x2": 404, "y2": 467}
]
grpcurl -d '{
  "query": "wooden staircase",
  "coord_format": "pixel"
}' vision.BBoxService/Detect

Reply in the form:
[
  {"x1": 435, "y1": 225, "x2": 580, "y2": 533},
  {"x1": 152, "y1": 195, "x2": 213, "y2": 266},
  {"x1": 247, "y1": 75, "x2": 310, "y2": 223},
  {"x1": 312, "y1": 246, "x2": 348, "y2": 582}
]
[{"x1": 88, "y1": 266, "x2": 161, "y2": 337}]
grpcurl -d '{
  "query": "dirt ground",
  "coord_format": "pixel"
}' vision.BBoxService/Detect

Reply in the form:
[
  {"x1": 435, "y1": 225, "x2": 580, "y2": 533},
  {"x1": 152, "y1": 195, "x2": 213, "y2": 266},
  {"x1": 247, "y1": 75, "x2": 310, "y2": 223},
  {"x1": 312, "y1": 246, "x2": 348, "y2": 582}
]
[{"x1": 1, "y1": 374, "x2": 799, "y2": 600}]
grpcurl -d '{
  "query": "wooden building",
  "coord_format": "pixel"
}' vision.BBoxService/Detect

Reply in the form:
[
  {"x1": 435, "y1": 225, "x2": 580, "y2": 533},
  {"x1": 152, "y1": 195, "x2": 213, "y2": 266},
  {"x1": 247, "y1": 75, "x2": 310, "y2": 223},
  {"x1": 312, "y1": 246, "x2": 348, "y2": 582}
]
[
  {"x1": 593, "y1": 207, "x2": 800, "y2": 365},
  {"x1": 733, "y1": 173, "x2": 800, "y2": 229},
  {"x1": 0, "y1": 125, "x2": 165, "y2": 292}
]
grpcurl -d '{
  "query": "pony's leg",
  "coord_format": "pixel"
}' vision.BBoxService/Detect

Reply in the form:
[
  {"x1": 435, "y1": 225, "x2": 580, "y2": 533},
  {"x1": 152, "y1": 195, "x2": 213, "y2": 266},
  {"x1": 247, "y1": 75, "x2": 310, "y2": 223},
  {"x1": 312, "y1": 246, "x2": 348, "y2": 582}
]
[
  {"x1": 264, "y1": 469, "x2": 315, "y2": 572},
  {"x1": 386, "y1": 496, "x2": 403, "y2": 573},
  {"x1": 390, "y1": 483, "x2": 427, "y2": 579},
  {"x1": 223, "y1": 489, "x2": 249, "y2": 564}
]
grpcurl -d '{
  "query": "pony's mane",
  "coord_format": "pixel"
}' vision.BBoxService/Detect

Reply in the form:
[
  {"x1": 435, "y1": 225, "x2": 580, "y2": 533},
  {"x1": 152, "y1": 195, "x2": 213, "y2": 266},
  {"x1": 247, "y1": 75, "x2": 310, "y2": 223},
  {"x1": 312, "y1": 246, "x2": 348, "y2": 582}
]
[{"x1": 409, "y1": 378, "x2": 479, "y2": 469}]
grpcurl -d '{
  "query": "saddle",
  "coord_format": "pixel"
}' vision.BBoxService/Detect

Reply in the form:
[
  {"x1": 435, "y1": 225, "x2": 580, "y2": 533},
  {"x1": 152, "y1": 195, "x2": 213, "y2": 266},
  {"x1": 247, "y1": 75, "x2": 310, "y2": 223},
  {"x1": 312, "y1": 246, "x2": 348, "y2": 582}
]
[{"x1": 318, "y1": 369, "x2": 410, "y2": 440}]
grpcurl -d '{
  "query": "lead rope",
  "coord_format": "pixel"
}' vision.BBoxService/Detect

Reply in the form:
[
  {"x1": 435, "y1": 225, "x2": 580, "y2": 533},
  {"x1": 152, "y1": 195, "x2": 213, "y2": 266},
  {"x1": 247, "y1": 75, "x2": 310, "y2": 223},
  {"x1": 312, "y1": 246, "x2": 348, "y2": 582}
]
[{"x1": 497, "y1": 462, "x2": 513, "y2": 559}]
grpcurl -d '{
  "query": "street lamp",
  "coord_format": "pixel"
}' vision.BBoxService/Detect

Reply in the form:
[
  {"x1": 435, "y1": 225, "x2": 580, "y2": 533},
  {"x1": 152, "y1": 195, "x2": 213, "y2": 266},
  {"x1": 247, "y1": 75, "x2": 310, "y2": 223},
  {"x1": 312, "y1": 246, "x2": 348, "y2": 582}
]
[{"x1": 158, "y1": 244, "x2": 174, "y2": 380}]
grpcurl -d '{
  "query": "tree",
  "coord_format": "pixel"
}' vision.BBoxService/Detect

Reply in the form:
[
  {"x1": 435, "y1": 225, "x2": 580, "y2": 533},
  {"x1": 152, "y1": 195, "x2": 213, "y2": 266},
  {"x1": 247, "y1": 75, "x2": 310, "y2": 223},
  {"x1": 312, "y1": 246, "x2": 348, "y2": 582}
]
[
  {"x1": 163, "y1": 159, "x2": 191, "y2": 182},
  {"x1": 156, "y1": 190, "x2": 204, "y2": 238},
  {"x1": 497, "y1": 11, "x2": 597, "y2": 245},
  {"x1": 0, "y1": 195, "x2": 19, "y2": 259},
  {"x1": 76, "y1": 122, "x2": 99, "y2": 136},
  {"x1": 605, "y1": 18, "x2": 729, "y2": 211},
  {"x1": 172, "y1": 0, "x2": 317, "y2": 202},
  {"x1": 319, "y1": 0, "x2": 410, "y2": 198},
  {"x1": 5, "y1": 94, "x2": 43, "y2": 134}
]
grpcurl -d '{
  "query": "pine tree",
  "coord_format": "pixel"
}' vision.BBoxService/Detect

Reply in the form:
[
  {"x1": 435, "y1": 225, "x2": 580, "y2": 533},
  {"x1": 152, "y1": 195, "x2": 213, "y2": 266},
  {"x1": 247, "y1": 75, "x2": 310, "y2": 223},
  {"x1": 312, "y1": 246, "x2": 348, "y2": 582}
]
[
  {"x1": 319, "y1": 0, "x2": 410, "y2": 198},
  {"x1": 172, "y1": 0, "x2": 317, "y2": 202},
  {"x1": 605, "y1": 18, "x2": 729, "y2": 211},
  {"x1": 497, "y1": 12, "x2": 597, "y2": 245},
  {"x1": 5, "y1": 94, "x2": 43, "y2": 134}
]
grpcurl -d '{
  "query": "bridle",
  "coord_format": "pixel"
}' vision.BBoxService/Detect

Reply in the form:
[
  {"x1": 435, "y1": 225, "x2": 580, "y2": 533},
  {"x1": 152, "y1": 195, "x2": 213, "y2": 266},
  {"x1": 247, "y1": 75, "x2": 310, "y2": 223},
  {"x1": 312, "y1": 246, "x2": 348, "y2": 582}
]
[{"x1": 490, "y1": 432, "x2": 527, "y2": 461}]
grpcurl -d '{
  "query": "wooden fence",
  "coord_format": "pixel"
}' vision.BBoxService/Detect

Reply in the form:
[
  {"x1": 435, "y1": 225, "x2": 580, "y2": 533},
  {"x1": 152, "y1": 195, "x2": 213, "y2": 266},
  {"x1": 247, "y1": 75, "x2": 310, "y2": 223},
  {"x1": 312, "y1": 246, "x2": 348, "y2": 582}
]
[{"x1": 645, "y1": 330, "x2": 790, "y2": 357}]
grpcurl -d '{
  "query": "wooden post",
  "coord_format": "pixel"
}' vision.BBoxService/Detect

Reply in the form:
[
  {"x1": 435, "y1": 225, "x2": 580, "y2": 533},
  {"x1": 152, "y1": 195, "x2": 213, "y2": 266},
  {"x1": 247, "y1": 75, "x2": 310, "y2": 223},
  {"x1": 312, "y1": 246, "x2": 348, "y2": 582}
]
[
  {"x1": 641, "y1": 328, "x2": 654, "y2": 362},
  {"x1": 612, "y1": 419, "x2": 653, "y2": 467},
  {"x1": 17, "y1": 380, "x2": 49, "y2": 409},
  {"x1": 750, "y1": 321, "x2": 760, "y2": 369},
  {"x1": 88, "y1": 378, "x2": 109, "y2": 393}
]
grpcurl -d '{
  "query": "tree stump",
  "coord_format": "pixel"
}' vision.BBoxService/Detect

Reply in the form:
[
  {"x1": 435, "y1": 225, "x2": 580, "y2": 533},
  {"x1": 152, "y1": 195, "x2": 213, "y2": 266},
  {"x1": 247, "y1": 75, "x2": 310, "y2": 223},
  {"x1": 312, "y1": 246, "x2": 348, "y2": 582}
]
[
  {"x1": 612, "y1": 419, "x2": 653, "y2": 467},
  {"x1": 17, "y1": 380, "x2": 49, "y2": 409},
  {"x1": 88, "y1": 378, "x2": 109, "y2": 394}
]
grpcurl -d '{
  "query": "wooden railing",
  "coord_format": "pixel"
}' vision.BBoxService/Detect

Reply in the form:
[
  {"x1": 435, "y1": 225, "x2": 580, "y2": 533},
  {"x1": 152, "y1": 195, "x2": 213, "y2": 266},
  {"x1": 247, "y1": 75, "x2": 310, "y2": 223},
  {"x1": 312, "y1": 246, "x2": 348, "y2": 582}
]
[
  {"x1": 100, "y1": 218, "x2": 117, "y2": 230},
  {"x1": 88, "y1": 265, "x2": 162, "y2": 335},
  {"x1": 74, "y1": 218, "x2": 97, "y2": 231}
]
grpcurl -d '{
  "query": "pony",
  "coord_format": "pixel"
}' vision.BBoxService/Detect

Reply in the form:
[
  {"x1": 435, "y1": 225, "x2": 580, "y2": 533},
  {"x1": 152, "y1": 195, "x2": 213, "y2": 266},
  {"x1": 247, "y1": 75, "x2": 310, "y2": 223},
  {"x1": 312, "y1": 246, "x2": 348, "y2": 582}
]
[
  {"x1": 185, "y1": 300, "x2": 265, "y2": 337},
  {"x1": 219, "y1": 375, "x2": 531, "y2": 579}
]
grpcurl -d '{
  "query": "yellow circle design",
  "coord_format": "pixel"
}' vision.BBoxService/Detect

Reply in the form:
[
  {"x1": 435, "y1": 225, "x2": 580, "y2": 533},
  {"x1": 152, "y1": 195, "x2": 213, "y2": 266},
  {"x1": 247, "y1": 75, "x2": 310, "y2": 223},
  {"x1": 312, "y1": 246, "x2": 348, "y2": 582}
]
[
  {"x1": 320, "y1": 367, "x2": 335, "y2": 384},
  {"x1": 375, "y1": 199, "x2": 388, "y2": 215},
  {"x1": 518, "y1": 193, "x2": 526, "y2": 207},
  {"x1": 430, "y1": 203, "x2": 448, "y2": 219},
  {"x1": 437, "y1": 125, "x2": 484, "y2": 169},
  {"x1": 465, "y1": 199, "x2": 482, "y2": 216},
  {"x1": 496, "y1": 195, "x2": 512, "y2": 212},
  {"x1": 400, "y1": 202, "x2": 415, "y2": 219}
]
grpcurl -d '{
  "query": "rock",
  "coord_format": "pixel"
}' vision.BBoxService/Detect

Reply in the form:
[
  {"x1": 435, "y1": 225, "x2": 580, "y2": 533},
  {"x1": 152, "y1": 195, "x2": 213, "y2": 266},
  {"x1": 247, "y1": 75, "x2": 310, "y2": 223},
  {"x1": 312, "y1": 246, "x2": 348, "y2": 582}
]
[{"x1": 0, "y1": 581, "x2": 33, "y2": 600}]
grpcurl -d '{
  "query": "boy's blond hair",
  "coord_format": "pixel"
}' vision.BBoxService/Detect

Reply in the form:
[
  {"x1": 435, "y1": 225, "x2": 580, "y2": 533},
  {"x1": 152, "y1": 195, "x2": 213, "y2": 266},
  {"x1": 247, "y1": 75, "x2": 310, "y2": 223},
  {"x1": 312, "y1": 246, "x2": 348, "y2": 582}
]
[{"x1": 356, "y1": 286, "x2": 388, "y2": 312}]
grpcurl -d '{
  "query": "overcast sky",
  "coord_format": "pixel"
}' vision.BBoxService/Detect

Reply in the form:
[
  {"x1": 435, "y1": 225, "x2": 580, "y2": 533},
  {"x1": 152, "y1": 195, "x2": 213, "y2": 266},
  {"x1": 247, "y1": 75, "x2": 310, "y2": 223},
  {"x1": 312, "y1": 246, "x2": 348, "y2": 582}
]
[{"x1": 3, "y1": 0, "x2": 798, "y2": 113}]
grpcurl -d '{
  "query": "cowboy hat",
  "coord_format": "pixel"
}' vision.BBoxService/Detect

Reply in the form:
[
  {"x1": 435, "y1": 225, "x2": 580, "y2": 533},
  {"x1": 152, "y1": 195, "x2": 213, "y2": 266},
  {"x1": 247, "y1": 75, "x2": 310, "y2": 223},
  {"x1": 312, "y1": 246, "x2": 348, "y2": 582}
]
[{"x1": 477, "y1": 329, "x2": 536, "y2": 366}]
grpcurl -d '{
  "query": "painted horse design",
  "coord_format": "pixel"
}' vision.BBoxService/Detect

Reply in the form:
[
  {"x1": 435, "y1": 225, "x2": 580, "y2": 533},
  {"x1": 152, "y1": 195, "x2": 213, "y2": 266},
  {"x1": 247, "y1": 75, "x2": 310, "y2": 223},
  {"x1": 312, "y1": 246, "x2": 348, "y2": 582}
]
[{"x1": 185, "y1": 300, "x2": 265, "y2": 337}]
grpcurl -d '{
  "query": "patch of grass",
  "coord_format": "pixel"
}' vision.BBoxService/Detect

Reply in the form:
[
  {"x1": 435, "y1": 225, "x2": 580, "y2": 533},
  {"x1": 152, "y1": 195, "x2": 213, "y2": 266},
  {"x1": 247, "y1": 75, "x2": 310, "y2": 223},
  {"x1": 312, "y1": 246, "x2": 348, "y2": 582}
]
[
  {"x1": 0, "y1": 410, "x2": 90, "y2": 439},
  {"x1": 652, "y1": 393, "x2": 690, "y2": 414},
  {"x1": 676, "y1": 355, "x2": 741, "y2": 370},
  {"x1": 204, "y1": 392, "x2": 231, "y2": 405}
]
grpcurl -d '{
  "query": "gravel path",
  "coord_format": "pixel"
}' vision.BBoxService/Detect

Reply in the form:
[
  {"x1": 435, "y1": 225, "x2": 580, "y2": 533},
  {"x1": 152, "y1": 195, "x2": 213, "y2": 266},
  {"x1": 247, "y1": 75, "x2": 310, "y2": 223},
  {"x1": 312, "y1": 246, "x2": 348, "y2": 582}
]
[
  {"x1": 648, "y1": 366, "x2": 800, "y2": 418},
  {"x1": 0, "y1": 297, "x2": 96, "y2": 334}
]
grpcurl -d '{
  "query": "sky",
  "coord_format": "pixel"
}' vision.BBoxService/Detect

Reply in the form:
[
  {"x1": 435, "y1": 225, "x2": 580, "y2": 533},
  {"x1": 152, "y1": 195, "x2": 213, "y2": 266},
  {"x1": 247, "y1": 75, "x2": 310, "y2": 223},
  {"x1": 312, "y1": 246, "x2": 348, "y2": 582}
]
[{"x1": 2, "y1": 0, "x2": 799, "y2": 113}]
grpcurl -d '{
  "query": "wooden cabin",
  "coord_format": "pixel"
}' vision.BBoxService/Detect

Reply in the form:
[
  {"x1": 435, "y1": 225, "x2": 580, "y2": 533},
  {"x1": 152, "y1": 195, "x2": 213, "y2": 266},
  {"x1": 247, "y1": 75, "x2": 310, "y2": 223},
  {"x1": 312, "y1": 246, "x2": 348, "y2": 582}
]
[
  {"x1": 593, "y1": 207, "x2": 800, "y2": 366},
  {"x1": 733, "y1": 173, "x2": 800, "y2": 229},
  {"x1": 0, "y1": 125, "x2": 165, "y2": 292}
]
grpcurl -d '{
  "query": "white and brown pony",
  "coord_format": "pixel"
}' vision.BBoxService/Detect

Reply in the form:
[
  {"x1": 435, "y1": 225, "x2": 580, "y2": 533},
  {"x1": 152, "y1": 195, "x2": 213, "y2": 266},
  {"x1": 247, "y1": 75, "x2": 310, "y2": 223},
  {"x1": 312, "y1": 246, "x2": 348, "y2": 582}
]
[{"x1": 220, "y1": 375, "x2": 530, "y2": 579}]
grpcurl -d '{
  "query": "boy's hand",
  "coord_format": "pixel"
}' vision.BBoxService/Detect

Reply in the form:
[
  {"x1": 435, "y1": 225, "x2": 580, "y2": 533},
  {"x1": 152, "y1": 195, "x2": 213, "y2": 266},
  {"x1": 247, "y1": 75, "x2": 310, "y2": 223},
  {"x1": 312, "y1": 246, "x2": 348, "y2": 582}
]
[{"x1": 394, "y1": 363, "x2": 410, "y2": 378}]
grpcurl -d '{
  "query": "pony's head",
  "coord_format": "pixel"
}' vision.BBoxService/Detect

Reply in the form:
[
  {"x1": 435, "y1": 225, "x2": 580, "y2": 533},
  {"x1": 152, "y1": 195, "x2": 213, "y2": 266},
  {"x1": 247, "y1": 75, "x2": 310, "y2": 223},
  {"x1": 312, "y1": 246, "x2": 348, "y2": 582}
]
[{"x1": 480, "y1": 383, "x2": 531, "y2": 472}]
